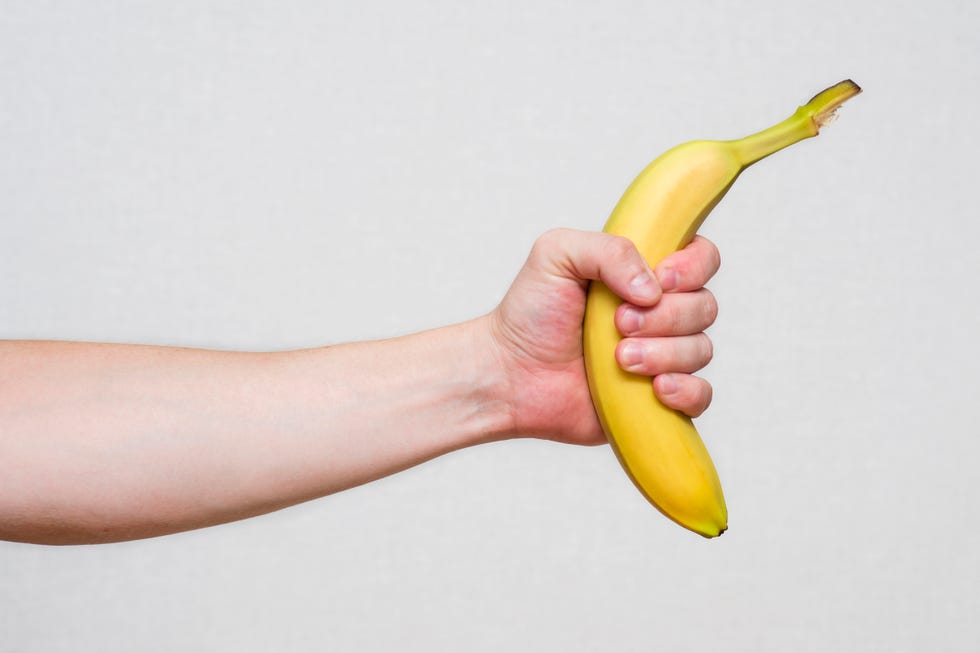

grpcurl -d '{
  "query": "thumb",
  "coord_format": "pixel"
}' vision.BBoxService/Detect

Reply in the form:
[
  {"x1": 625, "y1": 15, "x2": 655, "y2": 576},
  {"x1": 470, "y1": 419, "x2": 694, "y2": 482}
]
[{"x1": 529, "y1": 228, "x2": 662, "y2": 306}]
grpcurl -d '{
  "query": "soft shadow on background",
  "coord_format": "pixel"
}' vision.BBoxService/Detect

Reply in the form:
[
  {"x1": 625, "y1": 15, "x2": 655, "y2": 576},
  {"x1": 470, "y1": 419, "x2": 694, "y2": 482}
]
[{"x1": 2, "y1": 1, "x2": 977, "y2": 651}]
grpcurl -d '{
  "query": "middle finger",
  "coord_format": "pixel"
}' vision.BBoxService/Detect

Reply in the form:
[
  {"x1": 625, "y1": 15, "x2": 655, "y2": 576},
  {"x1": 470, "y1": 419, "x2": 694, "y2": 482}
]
[{"x1": 616, "y1": 289, "x2": 718, "y2": 337}]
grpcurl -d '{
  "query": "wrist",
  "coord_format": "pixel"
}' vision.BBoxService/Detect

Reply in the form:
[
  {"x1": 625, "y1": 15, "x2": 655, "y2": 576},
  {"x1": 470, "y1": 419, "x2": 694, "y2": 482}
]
[{"x1": 456, "y1": 314, "x2": 519, "y2": 444}]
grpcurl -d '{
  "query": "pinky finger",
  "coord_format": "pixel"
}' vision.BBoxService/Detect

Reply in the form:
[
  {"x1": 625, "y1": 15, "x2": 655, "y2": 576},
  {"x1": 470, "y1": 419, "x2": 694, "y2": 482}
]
[{"x1": 653, "y1": 373, "x2": 713, "y2": 418}]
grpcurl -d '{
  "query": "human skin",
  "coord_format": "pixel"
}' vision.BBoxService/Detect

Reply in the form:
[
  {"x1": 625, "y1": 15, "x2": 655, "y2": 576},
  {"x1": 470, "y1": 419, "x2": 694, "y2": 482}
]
[{"x1": 0, "y1": 229, "x2": 719, "y2": 545}]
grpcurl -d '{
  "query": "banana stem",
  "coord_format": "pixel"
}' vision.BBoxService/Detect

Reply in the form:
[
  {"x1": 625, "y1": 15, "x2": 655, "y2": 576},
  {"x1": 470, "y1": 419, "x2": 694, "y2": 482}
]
[{"x1": 730, "y1": 79, "x2": 862, "y2": 166}]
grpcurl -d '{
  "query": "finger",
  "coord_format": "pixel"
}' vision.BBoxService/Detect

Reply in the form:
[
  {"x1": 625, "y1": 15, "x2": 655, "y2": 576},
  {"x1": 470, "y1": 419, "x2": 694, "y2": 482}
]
[
  {"x1": 615, "y1": 289, "x2": 718, "y2": 337},
  {"x1": 615, "y1": 333, "x2": 713, "y2": 376},
  {"x1": 653, "y1": 236, "x2": 721, "y2": 293},
  {"x1": 529, "y1": 228, "x2": 662, "y2": 307},
  {"x1": 653, "y1": 374, "x2": 713, "y2": 418}
]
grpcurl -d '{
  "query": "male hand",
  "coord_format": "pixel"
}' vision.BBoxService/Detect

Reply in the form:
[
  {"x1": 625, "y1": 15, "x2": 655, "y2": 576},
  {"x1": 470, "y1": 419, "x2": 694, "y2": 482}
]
[{"x1": 488, "y1": 228, "x2": 720, "y2": 446}]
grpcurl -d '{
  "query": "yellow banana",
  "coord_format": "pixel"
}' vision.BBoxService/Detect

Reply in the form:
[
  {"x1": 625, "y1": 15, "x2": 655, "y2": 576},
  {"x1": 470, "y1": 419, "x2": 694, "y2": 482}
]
[{"x1": 583, "y1": 80, "x2": 861, "y2": 538}]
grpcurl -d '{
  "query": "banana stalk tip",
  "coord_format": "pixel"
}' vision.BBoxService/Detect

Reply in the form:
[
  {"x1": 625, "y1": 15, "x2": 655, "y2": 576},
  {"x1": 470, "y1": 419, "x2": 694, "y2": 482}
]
[
  {"x1": 807, "y1": 79, "x2": 862, "y2": 128},
  {"x1": 807, "y1": 79, "x2": 862, "y2": 104}
]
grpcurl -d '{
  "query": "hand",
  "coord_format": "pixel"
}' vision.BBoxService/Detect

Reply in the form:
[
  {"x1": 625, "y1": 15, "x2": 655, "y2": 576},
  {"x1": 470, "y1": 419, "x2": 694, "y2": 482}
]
[{"x1": 487, "y1": 228, "x2": 720, "y2": 446}]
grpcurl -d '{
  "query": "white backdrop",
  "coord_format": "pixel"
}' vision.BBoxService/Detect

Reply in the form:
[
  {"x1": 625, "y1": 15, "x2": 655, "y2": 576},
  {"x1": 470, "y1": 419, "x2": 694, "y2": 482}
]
[{"x1": 2, "y1": 1, "x2": 978, "y2": 651}]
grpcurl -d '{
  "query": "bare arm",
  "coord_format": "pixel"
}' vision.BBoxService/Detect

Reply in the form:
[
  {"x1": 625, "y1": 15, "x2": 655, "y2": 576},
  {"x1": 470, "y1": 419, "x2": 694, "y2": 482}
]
[
  {"x1": 0, "y1": 324, "x2": 507, "y2": 544},
  {"x1": 0, "y1": 230, "x2": 720, "y2": 545}
]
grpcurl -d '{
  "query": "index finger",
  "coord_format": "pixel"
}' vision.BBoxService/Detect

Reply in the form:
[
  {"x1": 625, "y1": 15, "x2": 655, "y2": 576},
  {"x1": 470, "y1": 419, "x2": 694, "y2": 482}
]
[{"x1": 653, "y1": 236, "x2": 721, "y2": 292}]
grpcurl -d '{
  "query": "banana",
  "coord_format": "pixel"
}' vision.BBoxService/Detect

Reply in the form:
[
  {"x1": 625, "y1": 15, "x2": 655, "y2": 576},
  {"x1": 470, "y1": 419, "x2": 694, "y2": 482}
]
[{"x1": 583, "y1": 80, "x2": 861, "y2": 537}]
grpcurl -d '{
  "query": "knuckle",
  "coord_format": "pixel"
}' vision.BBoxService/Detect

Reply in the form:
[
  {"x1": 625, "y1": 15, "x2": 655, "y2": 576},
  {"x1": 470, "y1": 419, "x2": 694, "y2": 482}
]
[
  {"x1": 603, "y1": 234, "x2": 637, "y2": 261},
  {"x1": 698, "y1": 333, "x2": 714, "y2": 364},
  {"x1": 689, "y1": 380, "x2": 713, "y2": 417},
  {"x1": 681, "y1": 237, "x2": 722, "y2": 286},
  {"x1": 702, "y1": 381, "x2": 714, "y2": 409},
  {"x1": 529, "y1": 228, "x2": 572, "y2": 267},
  {"x1": 694, "y1": 235, "x2": 721, "y2": 273},
  {"x1": 667, "y1": 300, "x2": 686, "y2": 333},
  {"x1": 705, "y1": 239, "x2": 722, "y2": 272},
  {"x1": 532, "y1": 228, "x2": 567, "y2": 254},
  {"x1": 701, "y1": 290, "x2": 719, "y2": 326}
]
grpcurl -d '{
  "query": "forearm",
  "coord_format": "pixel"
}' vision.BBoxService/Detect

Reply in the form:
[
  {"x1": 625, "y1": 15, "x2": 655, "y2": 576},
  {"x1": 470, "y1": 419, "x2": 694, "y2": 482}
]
[{"x1": 0, "y1": 319, "x2": 511, "y2": 544}]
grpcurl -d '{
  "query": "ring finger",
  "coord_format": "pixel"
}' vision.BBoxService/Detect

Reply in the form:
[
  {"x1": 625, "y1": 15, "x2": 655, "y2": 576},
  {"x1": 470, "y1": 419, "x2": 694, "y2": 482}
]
[{"x1": 615, "y1": 333, "x2": 713, "y2": 376}]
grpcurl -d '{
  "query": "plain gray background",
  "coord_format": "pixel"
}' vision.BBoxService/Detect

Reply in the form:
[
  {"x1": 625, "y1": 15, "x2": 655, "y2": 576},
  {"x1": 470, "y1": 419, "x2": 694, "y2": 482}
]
[{"x1": 2, "y1": 1, "x2": 978, "y2": 651}]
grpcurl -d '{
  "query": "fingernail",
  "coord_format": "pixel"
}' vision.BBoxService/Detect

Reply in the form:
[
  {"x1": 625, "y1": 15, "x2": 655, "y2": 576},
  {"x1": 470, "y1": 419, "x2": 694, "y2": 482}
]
[
  {"x1": 620, "y1": 308, "x2": 643, "y2": 334},
  {"x1": 629, "y1": 271, "x2": 658, "y2": 300},
  {"x1": 621, "y1": 342, "x2": 644, "y2": 368},
  {"x1": 658, "y1": 267, "x2": 678, "y2": 291},
  {"x1": 659, "y1": 374, "x2": 679, "y2": 395}
]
